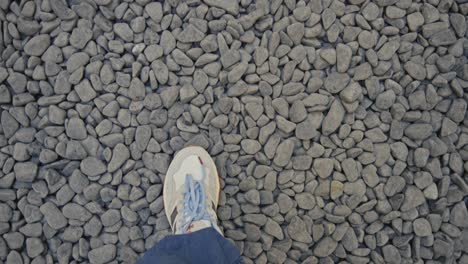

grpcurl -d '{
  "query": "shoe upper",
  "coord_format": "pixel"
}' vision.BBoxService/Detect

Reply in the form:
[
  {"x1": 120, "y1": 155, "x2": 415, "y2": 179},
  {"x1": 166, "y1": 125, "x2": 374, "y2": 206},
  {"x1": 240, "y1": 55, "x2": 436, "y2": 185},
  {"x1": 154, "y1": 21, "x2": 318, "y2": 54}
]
[{"x1": 165, "y1": 155, "x2": 221, "y2": 234}]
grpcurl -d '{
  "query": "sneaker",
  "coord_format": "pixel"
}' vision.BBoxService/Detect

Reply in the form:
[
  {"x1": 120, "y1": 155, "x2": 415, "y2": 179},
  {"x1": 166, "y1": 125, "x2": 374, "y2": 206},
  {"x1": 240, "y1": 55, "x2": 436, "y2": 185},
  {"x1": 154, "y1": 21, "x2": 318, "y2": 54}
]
[{"x1": 163, "y1": 146, "x2": 221, "y2": 235}]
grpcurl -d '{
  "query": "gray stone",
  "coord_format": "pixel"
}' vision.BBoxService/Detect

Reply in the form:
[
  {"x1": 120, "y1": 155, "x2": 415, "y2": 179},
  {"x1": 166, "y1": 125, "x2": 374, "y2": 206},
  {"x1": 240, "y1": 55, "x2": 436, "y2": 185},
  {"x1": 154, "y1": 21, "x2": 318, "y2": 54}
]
[
  {"x1": 377, "y1": 41, "x2": 400, "y2": 60},
  {"x1": 66, "y1": 117, "x2": 87, "y2": 140},
  {"x1": 80, "y1": 157, "x2": 106, "y2": 177},
  {"x1": 114, "y1": 23, "x2": 133, "y2": 42},
  {"x1": 50, "y1": 0, "x2": 75, "y2": 19},
  {"x1": 129, "y1": 78, "x2": 146, "y2": 101},
  {"x1": 295, "y1": 192, "x2": 315, "y2": 210},
  {"x1": 144, "y1": 45, "x2": 163, "y2": 62},
  {"x1": 382, "y1": 245, "x2": 401, "y2": 264},
  {"x1": 145, "y1": 2, "x2": 163, "y2": 22},
  {"x1": 40, "y1": 202, "x2": 67, "y2": 230},
  {"x1": 203, "y1": 0, "x2": 239, "y2": 15},
  {"x1": 322, "y1": 100, "x2": 345, "y2": 136},
  {"x1": 404, "y1": 123, "x2": 433, "y2": 140},
  {"x1": 177, "y1": 24, "x2": 205, "y2": 43},
  {"x1": 401, "y1": 186, "x2": 426, "y2": 211},
  {"x1": 26, "y1": 238, "x2": 44, "y2": 258},
  {"x1": 375, "y1": 90, "x2": 395, "y2": 110},
  {"x1": 404, "y1": 61, "x2": 426, "y2": 80},
  {"x1": 384, "y1": 176, "x2": 406, "y2": 197},
  {"x1": 0, "y1": 204, "x2": 12, "y2": 222},
  {"x1": 413, "y1": 218, "x2": 432, "y2": 237},
  {"x1": 4, "y1": 232, "x2": 24, "y2": 250},
  {"x1": 241, "y1": 139, "x2": 261, "y2": 155},
  {"x1": 75, "y1": 79, "x2": 97, "y2": 102},
  {"x1": 101, "y1": 209, "x2": 121, "y2": 227},
  {"x1": 314, "y1": 237, "x2": 338, "y2": 257},
  {"x1": 289, "y1": 101, "x2": 307, "y2": 123},
  {"x1": 0, "y1": 85, "x2": 11, "y2": 104},
  {"x1": 276, "y1": 116, "x2": 296, "y2": 134},
  {"x1": 314, "y1": 158, "x2": 334, "y2": 179},
  {"x1": 336, "y1": 43, "x2": 352, "y2": 72},
  {"x1": 1, "y1": 111, "x2": 19, "y2": 138},
  {"x1": 340, "y1": 82, "x2": 362, "y2": 103},
  {"x1": 88, "y1": 245, "x2": 116, "y2": 264},
  {"x1": 264, "y1": 218, "x2": 284, "y2": 240},
  {"x1": 450, "y1": 202, "x2": 468, "y2": 228},
  {"x1": 362, "y1": 2, "x2": 379, "y2": 20},
  {"x1": 14, "y1": 162, "x2": 37, "y2": 182},
  {"x1": 447, "y1": 99, "x2": 467, "y2": 123},
  {"x1": 24, "y1": 34, "x2": 50, "y2": 56},
  {"x1": 245, "y1": 189, "x2": 260, "y2": 205},
  {"x1": 180, "y1": 84, "x2": 198, "y2": 103},
  {"x1": 267, "y1": 247, "x2": 287, "y2": 264},
  {"x1": 84, "y1": 216, "x2": 102, "y2": 237},
  {"x1": 108, "y1": 143, "x2": 130, "y2": 172},
  {"x1": 296, "y1": 117, "x2": 319, "y2": 140},
  {"x1": 172, "y1": 49, "x2": 193, "y2": 67},
  {"x1": 63, "y1": 203, "x2": 92, "y2": 221},
  {"x1": 407, "y1": 12, "x2": 424, "y2": 31},
  {"x1": 429, "y1": 29, "x2": 457, "y2": 46},
  {"x1": 277, "y1": 193, "x2": 294, "y2": 214},
  {"x1": 153, "y1": 153, "x2": 171, "y2": 174},
  {"x1": 220, "y1": 50, "x2": 240, "y2": 68},
  {"x1": 70, "y1": 27, "x2": 92, "y2": 49},
  {"x1": 324, "y1": 73, "x2": 350, "y2": 93},
  {"x1": 288, "y1": 216, "x2": 312, "y2": 243},
  {"x1": 273, "y1": 139, "x2": 294, "y2": 167}
]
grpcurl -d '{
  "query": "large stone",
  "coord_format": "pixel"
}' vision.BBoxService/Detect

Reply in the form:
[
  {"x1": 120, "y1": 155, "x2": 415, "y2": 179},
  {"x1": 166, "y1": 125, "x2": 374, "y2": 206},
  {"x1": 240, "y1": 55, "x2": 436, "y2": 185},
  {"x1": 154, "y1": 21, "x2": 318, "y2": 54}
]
[
  {"x1": 14, "y1": 162, "x2": 37, "y2": 182},
  {"x1": 114, "y1": 23, "x2": 133, "y2": 42},
  {"x1": 314, "y1": 158, "x2": 334, "y2": 179},
  {"x1": 145, "y1": 2, "x2": 163, "y2": 22},
  {"x1": 241, "y1": 139, "x2": 262, "y2": 155},
  {"x1": 404, "y1": 61, "x2": 426, "y2": 80},
  {"x1": 80, "y1": 157, "x2": 106, "y2": 177},
  {"x1": 264, "y1": 218, "x2": 284, "y2": 240},
  {"x1": 401, "y1": 186, "x2": 426, "y2": 211},
  {"x1": 287, "y1": 216, "x2": 312, "y2": 243},
  {"x1": 314, "y1": 237, "x2": 338, "y2": 257},
  {"x1": 450, "y1": 202, "x2": 468, "y2": 227},
  {"x1": 101, "y1": 209, "x2": 121, "y2": 227},
  {"x1": 324, "y1": 73, "x2": 350, "y2": 93},
  {"x1": 203, "y1": 0, "x2": 239, "y2": 15},
  {"x1": 273, "y1": 139, "x2": 295, "y2": 167},
  {"x1": 295, "y1": 192, "x2": 316, "y2": 210},
  {"x1": 66, "y1": 117, "x2": 87, "y2": 140},
  {"x1": 63, "y1": 203, "x2": 92, "y2": 221},
  {"x1": 40, "y1": 202, "x2": 67, "y2": 230},
  {"x1": 177, "y1": 24, "x2": 205, "y2": 42},
  {"x1": 322, "y1": 100, "x2": 345, "y2": 135},
  {"x1": 108, "y1": 143, "x2": 130, "y2": 173},
  {"x1": 24, "y1": 34, "x2": 50, "y2": 56},
  {"x1": 382, "y1": 245, "x2": 401, "y2": 264},
  {"x1": 88, "y1": 245, "x2": 116, "y2": 264},
  {"x1": 413, "y1": 218, "x2": 432, "y2": 237}
]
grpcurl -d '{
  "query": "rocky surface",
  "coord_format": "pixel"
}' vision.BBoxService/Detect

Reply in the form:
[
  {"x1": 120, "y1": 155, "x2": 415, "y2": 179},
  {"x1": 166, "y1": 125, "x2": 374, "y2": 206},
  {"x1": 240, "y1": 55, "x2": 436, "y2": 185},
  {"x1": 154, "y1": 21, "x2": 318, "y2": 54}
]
[{"x1": 0, "y1": 0, "x2": 467, "y2": 263}]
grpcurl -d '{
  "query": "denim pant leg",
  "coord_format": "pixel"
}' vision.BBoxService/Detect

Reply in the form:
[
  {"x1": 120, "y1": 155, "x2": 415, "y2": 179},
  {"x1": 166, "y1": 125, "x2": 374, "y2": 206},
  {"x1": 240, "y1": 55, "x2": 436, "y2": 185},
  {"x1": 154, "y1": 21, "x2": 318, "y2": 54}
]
[{"x1": 137, "y1": 227, "x2": 242, "y2": 264}]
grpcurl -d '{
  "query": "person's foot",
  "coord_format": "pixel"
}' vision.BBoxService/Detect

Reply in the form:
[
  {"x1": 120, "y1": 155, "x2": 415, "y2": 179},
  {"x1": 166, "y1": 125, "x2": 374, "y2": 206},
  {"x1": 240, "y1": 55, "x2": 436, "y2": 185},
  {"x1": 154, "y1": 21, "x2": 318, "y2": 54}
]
[{"x1": 163, "y1": 146, "x2": 221, "y2": 234}]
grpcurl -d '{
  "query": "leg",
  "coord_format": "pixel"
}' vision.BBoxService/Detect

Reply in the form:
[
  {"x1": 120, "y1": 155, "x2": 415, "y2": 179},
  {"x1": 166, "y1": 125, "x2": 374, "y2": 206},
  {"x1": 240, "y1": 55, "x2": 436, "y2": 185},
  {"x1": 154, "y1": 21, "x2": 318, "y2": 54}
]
[
  {"x1": 137, "y1": 146, "x2": 242, "y2": 264},
  {"x1": 137, "y1": 228, "x2": 242, "y2": 264}
]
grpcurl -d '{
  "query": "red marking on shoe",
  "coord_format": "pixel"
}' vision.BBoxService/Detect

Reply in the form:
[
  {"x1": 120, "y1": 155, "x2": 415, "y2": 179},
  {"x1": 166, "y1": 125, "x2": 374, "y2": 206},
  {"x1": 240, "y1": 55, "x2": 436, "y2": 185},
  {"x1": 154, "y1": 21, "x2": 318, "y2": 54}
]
[{"x1": 198, "y1": 156, "x2": 203, "y2": 165}]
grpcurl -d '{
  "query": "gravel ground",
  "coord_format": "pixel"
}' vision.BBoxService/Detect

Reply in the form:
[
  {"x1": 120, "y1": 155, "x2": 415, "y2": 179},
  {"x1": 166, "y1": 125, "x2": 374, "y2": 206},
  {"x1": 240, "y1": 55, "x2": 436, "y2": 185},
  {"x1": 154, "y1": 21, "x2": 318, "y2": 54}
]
[{"x1": 0, "y1": 0, "x2": 468, "y2": 263}]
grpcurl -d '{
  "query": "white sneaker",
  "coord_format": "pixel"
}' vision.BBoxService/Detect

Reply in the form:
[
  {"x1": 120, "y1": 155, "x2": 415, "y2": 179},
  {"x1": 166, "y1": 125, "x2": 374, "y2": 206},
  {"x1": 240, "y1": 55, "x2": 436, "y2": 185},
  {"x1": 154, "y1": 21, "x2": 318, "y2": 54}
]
[{"x1": 163, "y1": 146, "x2": 222, "y2": 235}]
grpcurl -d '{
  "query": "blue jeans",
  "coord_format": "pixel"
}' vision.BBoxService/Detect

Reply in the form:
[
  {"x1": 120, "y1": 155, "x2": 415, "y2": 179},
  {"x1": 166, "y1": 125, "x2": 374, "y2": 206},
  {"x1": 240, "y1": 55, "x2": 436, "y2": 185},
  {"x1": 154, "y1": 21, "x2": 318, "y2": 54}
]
[{"x1": 137, "y1": 228, "x2": 243, "y2": 264}]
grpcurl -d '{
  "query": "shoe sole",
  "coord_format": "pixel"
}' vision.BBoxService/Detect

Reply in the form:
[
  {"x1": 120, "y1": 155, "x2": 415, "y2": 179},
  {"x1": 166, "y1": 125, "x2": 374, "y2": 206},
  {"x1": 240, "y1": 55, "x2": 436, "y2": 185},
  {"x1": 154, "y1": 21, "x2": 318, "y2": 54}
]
[{"x1": 163, "y1": 146, "x2": 220, "y2": 231}]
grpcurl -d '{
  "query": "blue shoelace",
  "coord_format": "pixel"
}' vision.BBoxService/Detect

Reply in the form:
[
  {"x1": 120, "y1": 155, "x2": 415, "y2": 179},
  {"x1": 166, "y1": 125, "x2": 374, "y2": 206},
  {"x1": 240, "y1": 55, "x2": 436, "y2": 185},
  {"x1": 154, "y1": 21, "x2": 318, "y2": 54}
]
[{"x1": 178, "y1": 165, "x2": 213, "y2": 234}]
